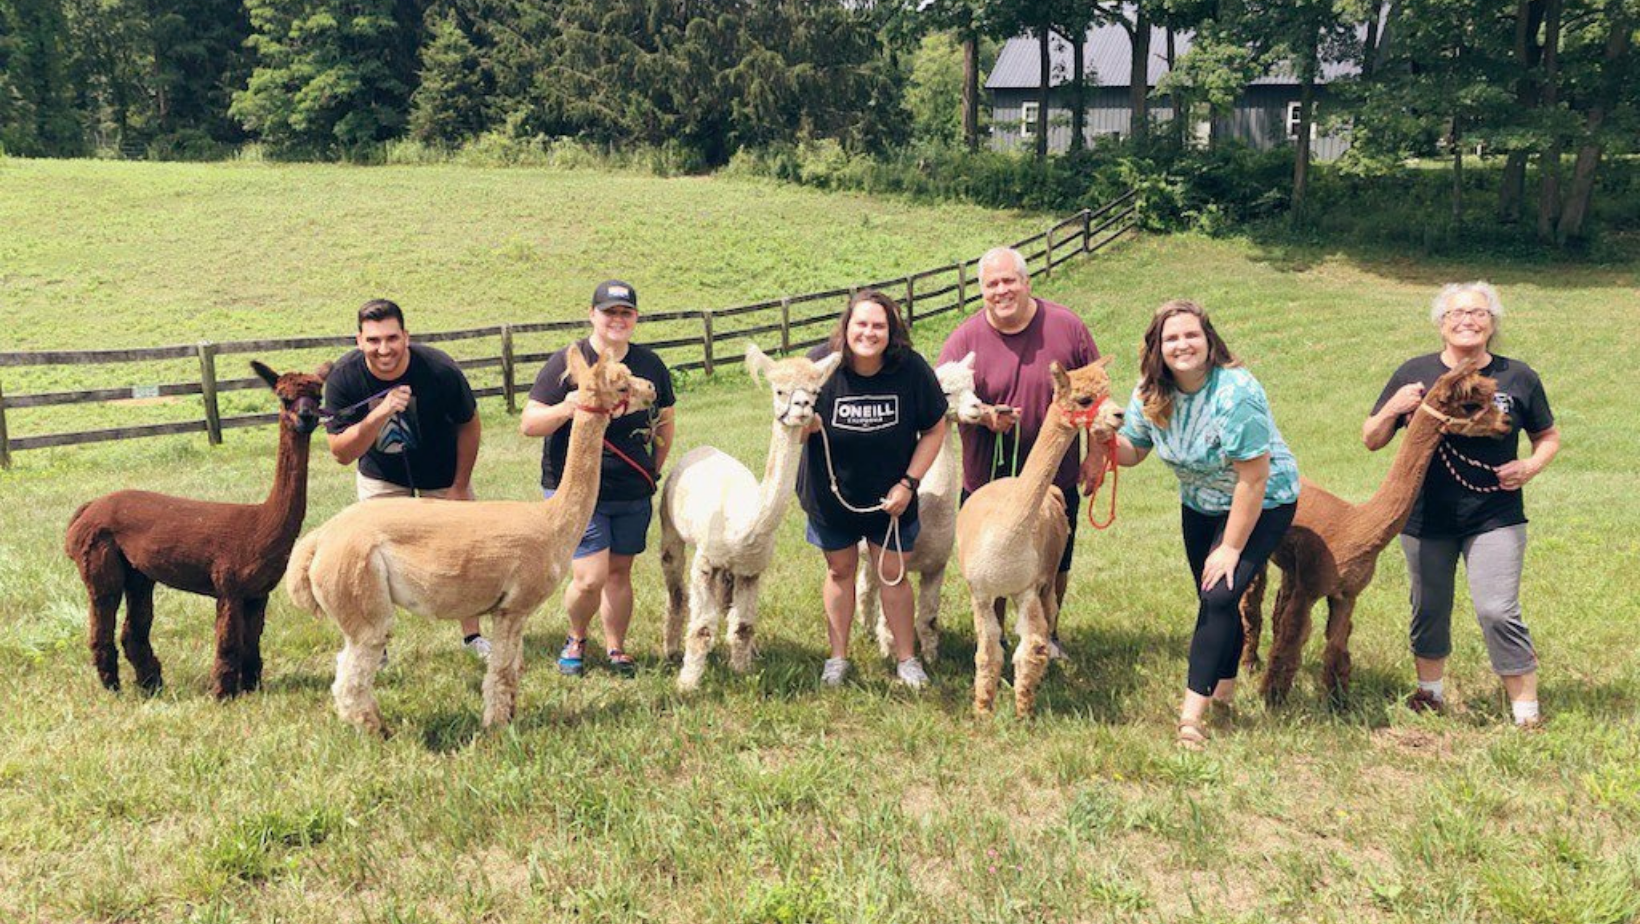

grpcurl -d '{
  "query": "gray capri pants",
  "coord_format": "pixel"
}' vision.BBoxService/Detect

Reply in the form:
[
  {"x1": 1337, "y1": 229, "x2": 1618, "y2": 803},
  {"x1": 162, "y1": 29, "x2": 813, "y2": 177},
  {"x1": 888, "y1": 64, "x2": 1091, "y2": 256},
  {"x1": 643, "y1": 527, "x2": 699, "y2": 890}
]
[{"x1": 1400, "y1": 524, "x2": 1537, "y2": 675}]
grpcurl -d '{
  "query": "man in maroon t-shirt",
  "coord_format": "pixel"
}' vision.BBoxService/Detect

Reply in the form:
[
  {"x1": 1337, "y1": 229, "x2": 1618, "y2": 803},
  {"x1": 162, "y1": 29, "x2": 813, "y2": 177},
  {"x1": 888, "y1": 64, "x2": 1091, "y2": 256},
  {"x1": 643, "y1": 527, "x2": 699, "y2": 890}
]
[{"x1": 938, "y1": 247, "x2": 1101, "y2": 657}]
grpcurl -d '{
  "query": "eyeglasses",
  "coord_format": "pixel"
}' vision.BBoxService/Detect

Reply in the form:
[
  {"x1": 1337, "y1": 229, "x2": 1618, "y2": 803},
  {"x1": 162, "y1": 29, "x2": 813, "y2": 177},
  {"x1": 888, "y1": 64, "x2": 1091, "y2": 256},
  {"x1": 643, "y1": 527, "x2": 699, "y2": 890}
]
[{"x1": 1443, "y1": 307, "x2": 1492, "y2": 322}]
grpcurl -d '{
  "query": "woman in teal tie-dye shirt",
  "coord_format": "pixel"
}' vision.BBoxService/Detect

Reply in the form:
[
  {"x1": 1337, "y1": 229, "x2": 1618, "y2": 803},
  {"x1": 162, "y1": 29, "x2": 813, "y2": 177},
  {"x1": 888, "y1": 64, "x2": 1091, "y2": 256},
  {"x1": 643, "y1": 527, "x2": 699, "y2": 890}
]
[{"x1": 1108, "y1": 300, "x2": 1300, "y2": 750}]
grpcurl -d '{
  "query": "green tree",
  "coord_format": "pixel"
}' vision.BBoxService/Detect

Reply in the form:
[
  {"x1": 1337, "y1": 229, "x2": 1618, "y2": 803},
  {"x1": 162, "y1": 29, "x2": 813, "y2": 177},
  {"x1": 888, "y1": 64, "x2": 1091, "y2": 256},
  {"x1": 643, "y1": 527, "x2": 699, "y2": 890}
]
[
  {"x1": 230, "y1": 0, "x2": 408, "y2": 156},
  {"x1": 0, "y1": 0, "x2": 82, "y2": 154},
  {"x1": 407, "y1": 10, "x2": 483, "y2": 144},
  {"x1": 905, "y1": 31, "x2": 966, "y2": 146}
]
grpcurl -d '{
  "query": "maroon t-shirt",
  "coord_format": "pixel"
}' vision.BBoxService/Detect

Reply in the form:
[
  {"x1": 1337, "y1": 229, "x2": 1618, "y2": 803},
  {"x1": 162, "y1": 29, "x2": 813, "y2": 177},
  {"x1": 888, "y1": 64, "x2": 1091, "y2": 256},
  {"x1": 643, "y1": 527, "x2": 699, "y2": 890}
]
[{"x1": 937, "y1": 298, "x2": 1100, "y2": 495}]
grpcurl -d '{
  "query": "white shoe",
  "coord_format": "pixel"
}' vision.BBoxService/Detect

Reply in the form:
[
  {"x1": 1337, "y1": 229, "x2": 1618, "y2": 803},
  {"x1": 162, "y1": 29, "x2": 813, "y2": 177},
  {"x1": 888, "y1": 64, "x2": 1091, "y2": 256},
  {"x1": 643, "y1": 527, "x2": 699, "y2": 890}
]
[
  {"x1": 821, "y1": 657, "x2": 851, "y2": 687},
  {"x1": 465, "y1": 636, "x2": 492, "y2": 662},
  {"x1": 896, "y1": 657, "x2": 929, "y2": 690},
  {"x1": 1046, "y1": 635, "x2": 1067, "y2": 661}
]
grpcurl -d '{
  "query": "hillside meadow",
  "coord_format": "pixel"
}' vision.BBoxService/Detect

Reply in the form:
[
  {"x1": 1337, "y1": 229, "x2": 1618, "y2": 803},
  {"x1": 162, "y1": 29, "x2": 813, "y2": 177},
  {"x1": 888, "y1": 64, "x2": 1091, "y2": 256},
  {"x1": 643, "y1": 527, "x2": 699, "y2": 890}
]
[{"x1": 2, "y1": 160, "x2": 1639, "y2": 923}]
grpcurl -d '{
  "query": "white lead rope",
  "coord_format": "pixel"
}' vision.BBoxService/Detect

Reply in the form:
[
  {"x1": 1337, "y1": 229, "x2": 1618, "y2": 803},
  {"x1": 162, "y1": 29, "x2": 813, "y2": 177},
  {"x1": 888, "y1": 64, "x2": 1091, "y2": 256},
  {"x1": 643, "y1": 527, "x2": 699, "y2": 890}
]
[{"x1": 814, "y1": 420, "x2": 907, "y2": 587}]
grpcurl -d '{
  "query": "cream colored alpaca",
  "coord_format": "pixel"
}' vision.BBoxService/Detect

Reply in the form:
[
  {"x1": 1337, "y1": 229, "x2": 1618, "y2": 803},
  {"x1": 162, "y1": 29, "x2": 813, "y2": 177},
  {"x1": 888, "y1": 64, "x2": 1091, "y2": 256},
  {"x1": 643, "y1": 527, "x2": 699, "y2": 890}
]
[
  {"x1": 284, "y1": 349, "x2": 654, "y2": 733},
  {"x1": 855, "y1": 351, "x2": 989, "y2": 662},
  {"x1": 955, "y1": 358, "x2": 1121, "y2": 717},
  {"x1": 660, "y1": 344, "x2": 841, "y2": 691}
]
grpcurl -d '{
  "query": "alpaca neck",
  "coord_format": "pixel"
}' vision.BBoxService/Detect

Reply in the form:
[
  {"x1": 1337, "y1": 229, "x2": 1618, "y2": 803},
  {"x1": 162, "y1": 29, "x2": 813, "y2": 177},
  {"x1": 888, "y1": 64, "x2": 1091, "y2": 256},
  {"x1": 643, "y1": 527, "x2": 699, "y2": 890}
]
[
  {"x1": 998, "y1": 412, "x2": 1079, "y2": 536},
  {"x1": 260, "y1": 422, "x2": 312, "y2": 539},
  {"x1": 920, "y1": 424, "x2": 962, "y2": 500},
  {"x1": 728, "y1": 418, "x2": 804, "y2": 547},
  {"x1": 1358, "y1": 407, "x2": 1445, "y2": 547},
  {"x1": 546, "y1": 407, "x2": 613, "y2": 540}
]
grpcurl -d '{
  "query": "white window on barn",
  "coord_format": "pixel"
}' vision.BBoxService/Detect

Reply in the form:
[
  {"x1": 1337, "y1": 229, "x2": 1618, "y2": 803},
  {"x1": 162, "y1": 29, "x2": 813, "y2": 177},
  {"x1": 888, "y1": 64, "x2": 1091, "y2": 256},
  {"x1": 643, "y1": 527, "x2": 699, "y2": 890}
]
[
  {"x1": 1021, "y1": 101, "x2": 1039, "y2": 138},
  {"x1": 1285, "y1": 101, "x2": 1317, "y2": 140}
]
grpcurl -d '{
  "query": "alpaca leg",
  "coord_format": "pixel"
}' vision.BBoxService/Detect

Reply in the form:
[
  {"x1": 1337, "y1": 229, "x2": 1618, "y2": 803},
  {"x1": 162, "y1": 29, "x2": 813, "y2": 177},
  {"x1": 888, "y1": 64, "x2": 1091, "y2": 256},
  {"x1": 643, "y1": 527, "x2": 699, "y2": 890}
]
[
  {"x1": 1012, "y1": 589, "x2": 1052, "y2": 718},
  {"x1": 971, "y1": 593, "x2": 1005, "y2": 717},
  {"x1": 79, "y1": 539, "x2": 127, "y2": 691},
  {"x1": 1261, "y1": 584, "x2": 1316, "y2": 706},
  {"x1": 726, "y1": 574, "x2": 762, "y2": 673},
  {"x1": 677, "y1": 559, "x2": 721, "y2": 692},
  {"x1": 1239, "y1": 565, "x2": 1268, "y2": 671},
  {"x1": 1320, "y1": 595, "x2": 1358, "y2": 706},
  {"x1": 210, "y1": 597, "x2": 248, "y2": 699},
  {"x1": 856, "y1": 560, "x2": 891, "y2": 659},
  {"x1": 915, "y1": 565, "x2": 945, "y2": 662},
  {"x1": 332, "y1": 620, "x2": 390, "y2": 734},
  {"x1": 240, "y1": 596, "x2": 268, "y2": 692},
  {"x1": 120, "y1": 570, "x2": 163, "y2": 692},
  {"x1": 483, "y1": 612, "x2": 527, "y2": 728},
  {"x1": 660, "y1": 531, "x2": 688, "y2": 661}
]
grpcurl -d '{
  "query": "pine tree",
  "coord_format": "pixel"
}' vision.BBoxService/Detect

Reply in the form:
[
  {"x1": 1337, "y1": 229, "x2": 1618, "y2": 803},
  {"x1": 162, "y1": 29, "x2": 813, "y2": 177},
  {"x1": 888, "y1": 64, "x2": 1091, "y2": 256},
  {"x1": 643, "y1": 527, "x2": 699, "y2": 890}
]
[{"x1": 408, "y1": 10, "x2": 484, "y2": 144}]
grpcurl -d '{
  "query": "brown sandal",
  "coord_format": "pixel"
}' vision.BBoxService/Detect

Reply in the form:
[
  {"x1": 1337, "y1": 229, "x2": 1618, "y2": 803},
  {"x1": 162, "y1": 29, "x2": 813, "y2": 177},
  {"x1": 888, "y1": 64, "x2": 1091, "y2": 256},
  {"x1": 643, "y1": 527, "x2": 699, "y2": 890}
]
[{"x1": 1176, "y1": 718, "x2": 1210, "y2": 751}]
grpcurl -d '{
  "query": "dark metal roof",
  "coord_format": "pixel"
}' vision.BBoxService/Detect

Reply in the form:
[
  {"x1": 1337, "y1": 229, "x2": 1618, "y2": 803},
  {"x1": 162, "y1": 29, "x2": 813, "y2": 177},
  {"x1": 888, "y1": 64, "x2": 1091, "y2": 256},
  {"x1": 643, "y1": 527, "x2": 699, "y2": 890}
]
[{"x1": 985, "y1": 22, "x2": 1360, "y2": 91}]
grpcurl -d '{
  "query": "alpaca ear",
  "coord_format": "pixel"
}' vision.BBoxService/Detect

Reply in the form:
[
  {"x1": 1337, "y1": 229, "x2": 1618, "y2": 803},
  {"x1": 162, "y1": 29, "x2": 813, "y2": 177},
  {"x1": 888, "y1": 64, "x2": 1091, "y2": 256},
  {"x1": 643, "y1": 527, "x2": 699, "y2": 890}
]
[
  {"x1": 814, "y1": 351, "x2": 843, "y2": 384},
  {"x1": 565, "y1": 343, "x2": 591, "y2": 385},
  {"x1": 960, "y1": 351, "x2": 976, "y2": 371},
  {"x1": 1050, "y1": 361, "x2": 1070, "y2": 393},
  {"x1": 251, "y1": 361, "x2": 280, "y2": 390},
  {"x1": 313, "y1": 361, "x2": 332, "y2": 381},
  {"x1": 1095, "y1": 355, "x2": 1114, "y2": 369},
  {"x1": 744, "y1": 342, "x2": 771, "y2": 387}
]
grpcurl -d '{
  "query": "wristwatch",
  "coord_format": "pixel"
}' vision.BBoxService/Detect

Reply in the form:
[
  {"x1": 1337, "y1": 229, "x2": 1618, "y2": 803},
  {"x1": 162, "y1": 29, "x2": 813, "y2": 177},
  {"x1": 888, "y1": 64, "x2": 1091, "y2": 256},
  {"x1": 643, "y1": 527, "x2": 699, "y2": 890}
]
[{"x1": 899, "y1": 474, "x2": 920, "y2": 492}]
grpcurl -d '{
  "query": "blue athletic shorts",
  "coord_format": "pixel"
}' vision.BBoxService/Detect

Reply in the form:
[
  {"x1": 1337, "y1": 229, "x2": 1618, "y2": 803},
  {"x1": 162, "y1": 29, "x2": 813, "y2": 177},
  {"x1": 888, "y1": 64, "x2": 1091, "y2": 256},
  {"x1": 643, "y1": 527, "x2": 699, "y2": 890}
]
[
  {"x1": 542, "y1": 490, "x2": 653, "y2": 559},
  {"x1": 804, "y1": 514, "x2": 921, "y2": 554}
]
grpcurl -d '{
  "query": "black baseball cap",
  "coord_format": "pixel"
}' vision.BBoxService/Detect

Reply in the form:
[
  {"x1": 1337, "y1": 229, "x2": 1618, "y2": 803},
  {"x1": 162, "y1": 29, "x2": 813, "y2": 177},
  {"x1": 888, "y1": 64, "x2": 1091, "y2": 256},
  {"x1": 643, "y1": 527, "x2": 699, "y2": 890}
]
[{"x1": 593, "y1": 280, "x2": 638, "y2": 312}]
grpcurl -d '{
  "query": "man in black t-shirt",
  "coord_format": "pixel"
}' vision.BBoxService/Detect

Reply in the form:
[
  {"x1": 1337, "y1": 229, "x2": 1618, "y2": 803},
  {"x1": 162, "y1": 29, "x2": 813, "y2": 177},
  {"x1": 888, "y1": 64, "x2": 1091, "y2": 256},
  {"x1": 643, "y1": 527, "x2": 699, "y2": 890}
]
[
  {"x1": 521, "y1": 280, "x2": 677, "y2": 678},
  {"x1": 324, "y1": 298, "x2": 489, "y2": 659}
]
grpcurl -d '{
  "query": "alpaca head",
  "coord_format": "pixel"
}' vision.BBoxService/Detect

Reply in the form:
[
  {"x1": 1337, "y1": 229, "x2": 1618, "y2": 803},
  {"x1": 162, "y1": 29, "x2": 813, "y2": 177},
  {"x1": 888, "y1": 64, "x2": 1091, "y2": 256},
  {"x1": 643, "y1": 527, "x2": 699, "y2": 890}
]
[
  {"x1": 1049, "y1": 356, "x2": 1124, "y2": 437},
  {"x1": 744, "y1": 343, "x2": 842, "y2": 427},
  {"x1": 935, "y1": 352, "x2": 988, "y2": 425},
  {"x1": 1425, "y1": 360, "x2": 1511, "y2": 437},
  {"x1": 567, "y1": 346, "x2": 656, "y2": 415},
  {"x1": 252, "y1": 361, "x2": 328, "y2": 435}
]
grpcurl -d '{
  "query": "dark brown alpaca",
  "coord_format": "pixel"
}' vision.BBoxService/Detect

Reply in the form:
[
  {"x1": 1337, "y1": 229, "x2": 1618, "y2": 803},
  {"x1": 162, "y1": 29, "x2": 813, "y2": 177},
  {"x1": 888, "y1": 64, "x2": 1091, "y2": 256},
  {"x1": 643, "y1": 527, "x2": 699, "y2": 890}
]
[
  {"x1": 1239, "y1": 361, "x2": 1511, "y2": 704},
  {"x1": 65, "y1": 361, "x2": 327, "y2": 698}
]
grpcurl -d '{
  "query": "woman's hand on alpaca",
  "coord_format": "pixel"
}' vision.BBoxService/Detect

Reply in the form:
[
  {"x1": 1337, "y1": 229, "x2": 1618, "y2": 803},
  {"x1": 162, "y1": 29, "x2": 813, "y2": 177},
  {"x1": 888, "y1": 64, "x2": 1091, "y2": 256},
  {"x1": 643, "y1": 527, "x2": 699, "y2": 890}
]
[{"x1": 1201, "y1": 545, "x2": 1242, "y2": 592}]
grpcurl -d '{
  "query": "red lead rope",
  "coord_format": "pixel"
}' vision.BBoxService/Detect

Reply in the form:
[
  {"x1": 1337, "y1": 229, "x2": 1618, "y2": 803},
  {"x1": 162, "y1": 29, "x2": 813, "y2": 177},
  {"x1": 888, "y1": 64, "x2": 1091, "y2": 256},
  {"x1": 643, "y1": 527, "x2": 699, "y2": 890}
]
[
  {"x1": 1062, "y1": 398, "x2": 1120, "y2": 531},
  {"x1": 577, "y1": 399, "x2": 657, "y2": 492}
]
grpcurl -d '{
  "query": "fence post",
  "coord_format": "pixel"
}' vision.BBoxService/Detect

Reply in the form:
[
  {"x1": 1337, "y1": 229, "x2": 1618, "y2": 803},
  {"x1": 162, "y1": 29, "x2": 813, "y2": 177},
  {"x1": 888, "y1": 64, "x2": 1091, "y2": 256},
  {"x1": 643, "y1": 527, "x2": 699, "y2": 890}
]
[
  {"x1": 1082, "y1": 208, "x2": 1093, "y2": 253},
  {"x1": 905, "y1": 275, "x2": 916, "y2": 328},
  {"x1": 779, "y1": 297, "x2": 791, "y2": 353},
  {"x1": 197, "y1": 341, "x2": 222, "y2": 446},
  {"x1": 957, "y1": 262, "x2": 968, "y2": 310},
  {"x1": 0, "y1": 372, "x2": 10, "y2": 469},
  {"x1": 500, "y1": 324, "x2": 517, "y2": 414},
  {"x1": 701, "y1": 310, "x2": 715, "y2": 376},
  {"x1": 1043, "y1": 222, "x2": 1054, "y2": 279}
]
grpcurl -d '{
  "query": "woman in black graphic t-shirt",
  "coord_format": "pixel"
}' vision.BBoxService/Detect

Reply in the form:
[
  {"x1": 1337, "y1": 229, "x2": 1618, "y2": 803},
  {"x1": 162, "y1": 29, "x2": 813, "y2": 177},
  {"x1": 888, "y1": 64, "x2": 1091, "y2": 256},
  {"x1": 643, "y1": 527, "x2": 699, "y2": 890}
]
[
  {"x1": 796, "y1": 290, "x2": 947, "y2": 689},
  {"x1": 1363, "y1": 282, "x2": 1560, "y2": 728}
]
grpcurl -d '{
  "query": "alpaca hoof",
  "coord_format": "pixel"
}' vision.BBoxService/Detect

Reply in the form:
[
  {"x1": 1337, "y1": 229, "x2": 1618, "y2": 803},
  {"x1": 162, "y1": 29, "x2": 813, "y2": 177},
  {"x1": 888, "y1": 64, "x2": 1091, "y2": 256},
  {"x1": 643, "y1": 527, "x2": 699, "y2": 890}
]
[
  {"x1": 678, "y1": 656, "x2": 707, "y2": 691},
  {"x1": 1241, "y1": 655, "x2": 1262, "y2": 673},
  {"x1": 973, "y1": 700, "x2": 996, "y2": 718},
  {"x1": 99, "y1": 675, "x2": 122, "y2": 692},
  {"x1": 728, "y1": 649, "x2": 757, "y2": 674},
  {"x1": 136, "y1": 672, "x2": 164, "y2": 695}
]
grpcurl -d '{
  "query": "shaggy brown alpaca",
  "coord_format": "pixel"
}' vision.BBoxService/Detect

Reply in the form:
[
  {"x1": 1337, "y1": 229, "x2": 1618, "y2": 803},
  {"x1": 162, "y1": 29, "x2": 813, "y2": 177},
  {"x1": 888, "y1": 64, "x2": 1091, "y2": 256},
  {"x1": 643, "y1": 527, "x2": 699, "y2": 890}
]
[
  {"x1": 1239, "y1": 360, "x2": 1511, "y2": 704},
  {"x1": 955, "y1": 358, "x2": 1122, "y2": 718},
  {"x1": 64, "y1": 362, "x2": 327, "y2": 698}
]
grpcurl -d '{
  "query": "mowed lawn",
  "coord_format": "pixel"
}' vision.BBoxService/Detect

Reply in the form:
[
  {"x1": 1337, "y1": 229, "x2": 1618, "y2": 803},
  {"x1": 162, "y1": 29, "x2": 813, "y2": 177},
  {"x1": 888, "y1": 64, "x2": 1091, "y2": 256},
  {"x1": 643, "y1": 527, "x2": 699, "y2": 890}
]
[{"x1": 2, "y1": 160, "x2": 1639, "y2": 923}]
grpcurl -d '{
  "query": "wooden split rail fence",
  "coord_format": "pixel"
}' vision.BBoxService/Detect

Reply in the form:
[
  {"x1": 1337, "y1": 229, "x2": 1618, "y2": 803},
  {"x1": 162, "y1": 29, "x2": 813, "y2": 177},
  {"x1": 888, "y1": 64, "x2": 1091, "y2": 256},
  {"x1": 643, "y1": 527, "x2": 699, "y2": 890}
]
[{"x1": 0, "y1": 190, "x2": 1139, "y2": 468}]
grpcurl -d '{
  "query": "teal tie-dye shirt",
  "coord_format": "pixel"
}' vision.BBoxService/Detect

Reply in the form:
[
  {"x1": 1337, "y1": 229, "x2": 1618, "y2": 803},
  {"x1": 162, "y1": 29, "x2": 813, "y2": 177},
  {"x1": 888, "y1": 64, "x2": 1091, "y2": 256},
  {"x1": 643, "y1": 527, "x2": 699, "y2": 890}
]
[{"x1": 1119, "y1": 366, "x2": 1301, "y2": 514}]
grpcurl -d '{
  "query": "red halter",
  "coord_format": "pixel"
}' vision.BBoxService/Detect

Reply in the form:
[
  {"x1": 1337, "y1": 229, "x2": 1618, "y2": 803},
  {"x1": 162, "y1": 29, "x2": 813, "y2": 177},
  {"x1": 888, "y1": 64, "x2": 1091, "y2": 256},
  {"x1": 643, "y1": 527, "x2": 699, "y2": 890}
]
[{"x1": 1063, "y1": 397, "x2": 1120, "y2": 530}]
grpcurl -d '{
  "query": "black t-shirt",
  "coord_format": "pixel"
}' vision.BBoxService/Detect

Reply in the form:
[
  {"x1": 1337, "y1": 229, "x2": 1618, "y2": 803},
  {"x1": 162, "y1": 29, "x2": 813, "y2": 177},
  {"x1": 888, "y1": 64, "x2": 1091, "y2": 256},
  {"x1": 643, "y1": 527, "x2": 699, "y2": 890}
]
[
  {"x1": 529, "y1": 340, "x2": 677, "y2": 501},
  {"x1": 796, "y1": 346, "x2": 948, "y2": 537},
  {"x1": 323, "y1": 344, "x2": 478, "y2": 490},
  {"x1": 1372, "y1": 353, "x2": 1555, "y2": 539}
]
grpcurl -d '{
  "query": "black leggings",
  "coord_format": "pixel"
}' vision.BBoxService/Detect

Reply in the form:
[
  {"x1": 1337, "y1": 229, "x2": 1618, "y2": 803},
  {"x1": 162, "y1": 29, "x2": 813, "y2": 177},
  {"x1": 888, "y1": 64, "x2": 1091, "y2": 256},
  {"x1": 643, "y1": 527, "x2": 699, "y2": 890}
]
[{"x1": 1180, "y1": 501, "x2": 1297, "y2": 697}]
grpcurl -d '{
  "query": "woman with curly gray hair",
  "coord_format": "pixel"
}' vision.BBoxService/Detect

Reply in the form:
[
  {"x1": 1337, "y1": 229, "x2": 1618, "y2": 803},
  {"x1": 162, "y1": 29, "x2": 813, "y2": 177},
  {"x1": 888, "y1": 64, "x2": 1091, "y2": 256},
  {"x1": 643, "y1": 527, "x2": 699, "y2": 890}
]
[{"x1": 1362, "y1": 282, "x2": 1561, "y2": 727}]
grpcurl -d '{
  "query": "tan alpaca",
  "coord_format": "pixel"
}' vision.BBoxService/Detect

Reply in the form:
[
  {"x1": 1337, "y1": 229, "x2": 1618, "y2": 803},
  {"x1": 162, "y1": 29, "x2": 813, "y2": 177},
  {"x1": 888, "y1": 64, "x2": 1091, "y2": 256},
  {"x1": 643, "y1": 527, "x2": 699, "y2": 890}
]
[
  {"x1": 660, "y1": 344, "x2": 841, "y2": 691},
  {"x1": 855, "y1": 352, "x2": 990, "y2": 662},
  {"x1": 284, "y1": 348, "x2": 655, "y2": 733},
  {"x1": 1239, "y1": 361, "x2": 1510, "y2": 704},
  {"x1": 956, "y1": 358, "x2": 1122, "y2": 717}
]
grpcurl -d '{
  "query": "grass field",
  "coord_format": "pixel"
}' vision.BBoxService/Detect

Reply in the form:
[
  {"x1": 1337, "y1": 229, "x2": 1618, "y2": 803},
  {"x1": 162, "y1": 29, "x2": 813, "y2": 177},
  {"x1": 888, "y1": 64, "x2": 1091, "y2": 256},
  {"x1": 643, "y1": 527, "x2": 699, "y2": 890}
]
[{"x1": 3, "y1": 160, "x2": 1639, "y2": 923}]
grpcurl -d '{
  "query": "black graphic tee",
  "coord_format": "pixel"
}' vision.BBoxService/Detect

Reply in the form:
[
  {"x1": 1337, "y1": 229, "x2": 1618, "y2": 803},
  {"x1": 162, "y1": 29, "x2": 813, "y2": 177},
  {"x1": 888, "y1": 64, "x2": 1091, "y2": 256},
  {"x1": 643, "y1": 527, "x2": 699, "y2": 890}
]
[
  {"x1": 323, "y1": 344, "x2": 478, "y2": 490},
  {"x1": 529, "y1": 340, "x2": 676, "y2": 501},
  {"x1": 1372, "y1": 353, "x2": 1555, "y2": 539},
  {"x1": 796, "y1": 346, "x2": 947, "y2": 537}
]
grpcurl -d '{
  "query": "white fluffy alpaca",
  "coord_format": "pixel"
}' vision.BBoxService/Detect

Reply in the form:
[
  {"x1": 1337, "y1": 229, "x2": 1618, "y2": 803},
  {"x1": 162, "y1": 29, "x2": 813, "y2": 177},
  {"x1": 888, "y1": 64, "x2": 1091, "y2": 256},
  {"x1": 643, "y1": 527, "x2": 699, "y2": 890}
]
[
  {"x1": 854, "y1": 352, "x2": 988, "y2": 662},
  {"x1": 660, "y1": 344, "x2": 842, "y2": 691}
]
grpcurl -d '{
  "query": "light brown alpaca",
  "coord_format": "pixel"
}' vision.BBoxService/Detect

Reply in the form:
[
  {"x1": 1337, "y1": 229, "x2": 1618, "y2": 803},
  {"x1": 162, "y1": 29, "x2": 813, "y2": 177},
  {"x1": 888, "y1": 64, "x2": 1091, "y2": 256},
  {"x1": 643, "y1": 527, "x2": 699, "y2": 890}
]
[
  {"x1": 284, "y1": 348, "x2": 654, "y2": 733},
  {"x1": 1239, "y1": 361, "x2": 1510, "y2": 704},
  {"x1": 955, "y1": 358, "x2": 1122, "y2": 717},
  {"x1": 65, "y1": 362, "x2": 326, "y2": 698}
]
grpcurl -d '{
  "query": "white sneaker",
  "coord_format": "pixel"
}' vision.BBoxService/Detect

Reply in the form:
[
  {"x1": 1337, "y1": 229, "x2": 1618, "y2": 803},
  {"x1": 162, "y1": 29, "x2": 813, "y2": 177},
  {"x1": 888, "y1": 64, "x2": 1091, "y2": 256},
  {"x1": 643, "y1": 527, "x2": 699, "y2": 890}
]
[
  {"x1": 821, "y1": 657, "x2": 851, "y2": 687},
  {"x1": 1046, "y1": 635, "x2": 1067, "y2": 661},
  {"x1": 896, "y1": 657, "x2": 929, "y2": 689},
  {"x1": 465, "y1": 636, "x2": 492, "y2": 662}
]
